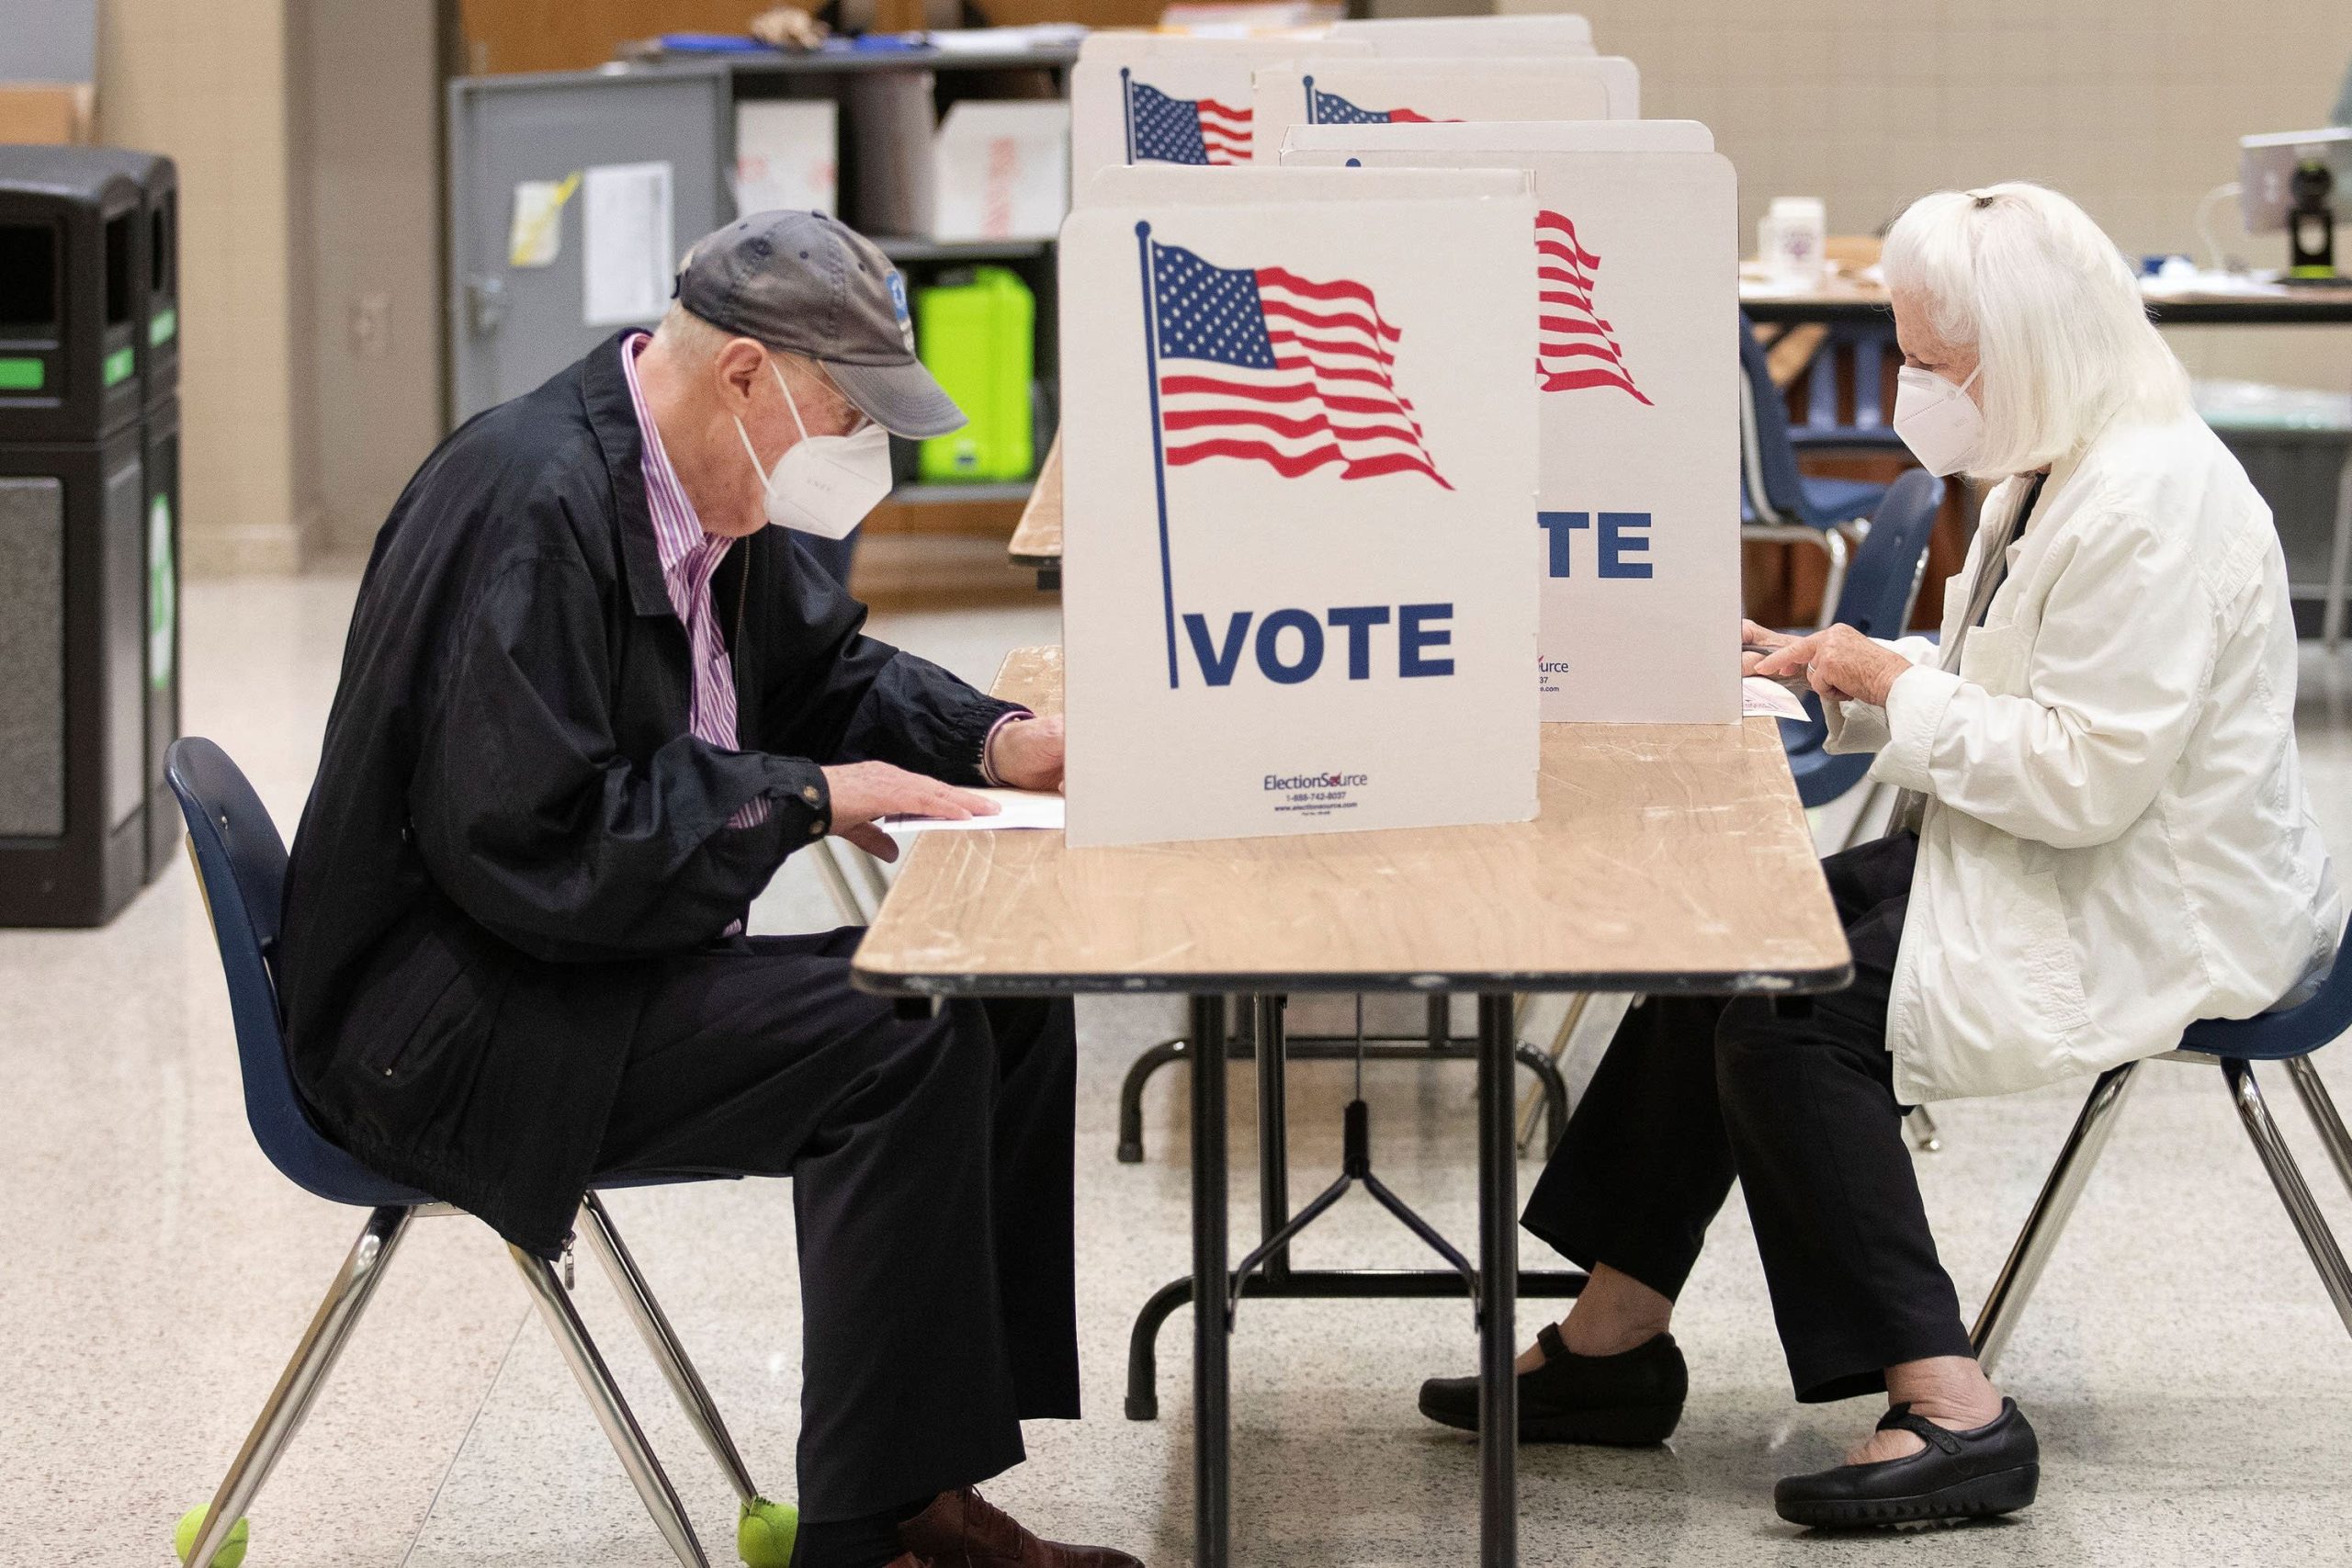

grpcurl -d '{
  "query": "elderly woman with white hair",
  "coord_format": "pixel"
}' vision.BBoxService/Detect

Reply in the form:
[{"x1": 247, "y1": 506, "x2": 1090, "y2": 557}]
[{"x1": 1416, "y1": 183, "x2": 2341, "y2": 1529}]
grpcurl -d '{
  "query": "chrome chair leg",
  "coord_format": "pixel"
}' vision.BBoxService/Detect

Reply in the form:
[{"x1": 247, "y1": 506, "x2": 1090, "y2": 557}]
[
  {"x1": 510, "y1": 1245, "x2": 711, "y2": 1568},
  {"x1": 182, "y1": 1206, "x2": 413, "y2": 1567},
  {"x1": 1835, "y1": 780, "x2": 1885, "y2": 852},
  {"x1": 1515, "y1": 992, "x2": 1589, "y2": 1155},
  {"x1": 577, "y1": 1193, "x2": 763, "y2": 1506},
  {"x1": 2222, "y1": 1058, "x2": 2352, "y2": 1337},
  {"x1": 1970, "y1": 1062, "x2": 2140, "y2": 1376},
  {"x1": 813, "y1": 841, "x2": 872, "y2": 926},
  {"x1": 849, "y1": 848, "x2": 891, "y2": 911},
  {"x1": 2284, "y1": 1054, "x2": 2352, "y2": 1202}
]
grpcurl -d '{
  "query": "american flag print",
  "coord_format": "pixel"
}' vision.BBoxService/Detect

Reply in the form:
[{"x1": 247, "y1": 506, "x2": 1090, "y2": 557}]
[
  {"x1": 1304, "y1": 78, "x2": 1453, "y2": 126},
  {"x1": 1534, "y1": 209, "x2": 1651, "y2": 404},
  {"x1": 1147, "y1": 238, "x2": 1451, "y2": 489},
  {"x1": 1125, "y1": 76, "x2": 1251, "y2": 165}
]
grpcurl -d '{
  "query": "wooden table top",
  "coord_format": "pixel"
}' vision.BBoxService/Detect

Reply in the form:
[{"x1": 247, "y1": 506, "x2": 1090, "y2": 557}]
[
  {"x1": 1007, "y1": 435, "x2": 1063, "y2": 568},
  {"x1": 852, "y1": 647, "x2": 1853, "y2": 998}
]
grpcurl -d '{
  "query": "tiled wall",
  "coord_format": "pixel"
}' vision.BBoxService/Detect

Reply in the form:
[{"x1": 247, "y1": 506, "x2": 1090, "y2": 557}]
[
  {"x1": 1510, "y1": 0, "x2": 2352, "y2": 389},
  {"x1": 99, "y1": 0, "x2": 322, "y2": 574}
]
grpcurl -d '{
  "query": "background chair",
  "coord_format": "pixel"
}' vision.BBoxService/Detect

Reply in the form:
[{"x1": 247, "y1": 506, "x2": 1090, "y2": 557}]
[
  {"x1": 1739, "y1": 310, "x2": 1905, "y2": 625},
  {"x1": 164, "y1": 738, "x2": 797, "y2": 1568},
  {"x1": 1775, "y1": 467, "x2": 1947, "y2": 849},
  {"x1": 1970, "y1": 933, "x2": 2352, "y2": 1375}
]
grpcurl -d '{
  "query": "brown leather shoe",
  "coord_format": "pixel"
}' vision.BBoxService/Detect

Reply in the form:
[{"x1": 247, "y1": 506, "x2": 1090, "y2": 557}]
[{"x1": 899, "y1": 1487, "x2": 1143, "y2": 1568}]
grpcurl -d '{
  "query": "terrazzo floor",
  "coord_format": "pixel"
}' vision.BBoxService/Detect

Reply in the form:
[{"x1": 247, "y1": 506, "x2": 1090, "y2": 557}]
[{"x1": 5, "y1": 570, "x2": 2351, "y2": 1568}]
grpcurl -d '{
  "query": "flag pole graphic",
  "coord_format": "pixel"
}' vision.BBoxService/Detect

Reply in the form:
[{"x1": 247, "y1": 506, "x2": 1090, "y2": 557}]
[
  {"x1": 1303, "y1": 74, "x2": 1317, "y2": 125},
  {"x1": 1120, "y1": 68, "x2": 1135, "y2": 164},
  {"x1": 1135, "y1": 220, "x2": 1180, "y2": 690}
]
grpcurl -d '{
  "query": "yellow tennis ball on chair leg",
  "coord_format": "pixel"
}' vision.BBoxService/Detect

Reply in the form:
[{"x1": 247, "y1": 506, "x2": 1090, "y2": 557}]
[
  {"x1": 173, "y1": 1505, "x2": 250, "y2": 1568},
  {"x1": 737, "y1": 1495, "x2": 798, "y2": 1568}
]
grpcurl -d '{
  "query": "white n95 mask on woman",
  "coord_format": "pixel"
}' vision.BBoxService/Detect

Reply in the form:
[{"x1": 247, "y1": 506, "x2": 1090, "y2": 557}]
[
  {"x1": 1891, "y1": 364, "x2": 1984, "y2": 478},
  {"x1": 736, "y1": 364, "x2": 895, "y2": 539}
]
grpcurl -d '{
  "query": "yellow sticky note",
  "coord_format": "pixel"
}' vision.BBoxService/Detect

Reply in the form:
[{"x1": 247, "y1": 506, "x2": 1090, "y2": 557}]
[{"x1": 507, "y1": 171, "x2": 580, "y2": 268}]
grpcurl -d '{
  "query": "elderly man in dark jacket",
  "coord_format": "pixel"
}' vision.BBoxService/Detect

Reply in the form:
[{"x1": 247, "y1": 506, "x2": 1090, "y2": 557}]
[{"x1": 277, "y1": 213, "x2": 1135, "y2": 1568}]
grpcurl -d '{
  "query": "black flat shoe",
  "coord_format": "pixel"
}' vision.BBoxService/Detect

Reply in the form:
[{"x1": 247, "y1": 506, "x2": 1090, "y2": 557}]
[
  {"x1": 1417, "y1": 1324, "x2": 1686, "y2": 1445},
  {"x1": 1773, "y1": 1399, "x2": 2040, "y2": 1529}
]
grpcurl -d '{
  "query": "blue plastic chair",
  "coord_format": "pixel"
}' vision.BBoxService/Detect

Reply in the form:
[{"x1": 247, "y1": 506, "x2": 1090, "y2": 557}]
[
  {"x1": 1774, "y1": 468, "x2": 1947, "y2": 830},
  {"x1": 164, "y1": 738, "x2": 796, "y2": 1568},
  {"x1": 1970, "y1": 931, "x2": 2352, "y2": 1373},
  {"x1": 1739, "y1": 310, "x2": 1899, "y2": 624}
]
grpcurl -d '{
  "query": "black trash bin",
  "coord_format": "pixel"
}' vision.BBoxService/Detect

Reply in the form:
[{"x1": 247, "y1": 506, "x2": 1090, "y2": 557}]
[{"x1": 0, "y1": 147, "x2": 180, "y2": 925}]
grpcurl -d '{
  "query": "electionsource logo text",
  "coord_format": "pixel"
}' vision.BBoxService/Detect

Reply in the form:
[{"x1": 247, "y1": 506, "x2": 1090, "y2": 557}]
[{"x1": 1265, "y1": 770, "x2": 1369, "y2": 791}]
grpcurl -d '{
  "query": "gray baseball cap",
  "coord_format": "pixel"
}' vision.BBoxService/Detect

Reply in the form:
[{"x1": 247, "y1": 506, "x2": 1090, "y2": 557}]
[{"x1": 673, "y1": 210, "x2": 966, "y2": 439}]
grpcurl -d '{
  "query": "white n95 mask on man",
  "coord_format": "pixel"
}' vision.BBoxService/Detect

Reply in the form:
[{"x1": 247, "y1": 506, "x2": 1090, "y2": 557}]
[
  {"x1": 737, "y1": 364, "x2": 894, "y2": 539},
  {"x1": 1891, "y1": 364, "x2": 1984, "y2": 478}
]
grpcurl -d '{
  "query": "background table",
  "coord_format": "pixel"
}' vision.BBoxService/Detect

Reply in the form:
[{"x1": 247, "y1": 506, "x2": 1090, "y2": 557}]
[
  {"x1": 854, "y1": 647, "x2": 1852, "y2": 1568},
  {"x1": 1741, "y1": 272, "x2": 2352, "y2": 327},
  {"x1": 1008, "y1": 437, "x2": 1063, "y2": 591}
]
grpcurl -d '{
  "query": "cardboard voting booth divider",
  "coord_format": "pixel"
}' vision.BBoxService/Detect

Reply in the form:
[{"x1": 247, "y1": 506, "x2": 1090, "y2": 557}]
[
  {"x1": 1057, "y1": 173, "x2": 1542, "y2": 847},
  {"x1": 1250, "y1": 58, "x2": 1641, "y2": 163},
  {"x1": 1328, "y1": 15, "x2": 1597, "y2": 57},
  {"x1": 1069, "y1": 33, "x2": 1370, "y2": 203},
  {"x1": 1085, "y1": 163, "x2": 1533, "y2": 208},
  {"x1": 1282, "y1": 121, "x2": 1739, "y2": 725}
]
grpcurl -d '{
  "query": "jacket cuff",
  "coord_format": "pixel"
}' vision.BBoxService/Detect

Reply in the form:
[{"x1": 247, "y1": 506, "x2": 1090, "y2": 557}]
[
  {"x1": 1873, "y1": 664, "x2": 1962, "y2": 793},
  {"x1": 755, "y1": 754, "x2": 831, "y2": 843},
  {"x1": 977, "y1": 708, "x2": 1036, "y2": 786}
]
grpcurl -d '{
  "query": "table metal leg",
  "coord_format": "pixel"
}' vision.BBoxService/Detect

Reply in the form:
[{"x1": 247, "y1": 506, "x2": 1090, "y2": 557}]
[
  {"x1": 1476, "y1": 993, "x2": 1519, "y2": 1568},
  {"x1": 1190, "y1": 994, "x2": 1230, "y2": 1568},
  {"x1": 1254, "y1": 996, "x2": 1293, "y2": 1285}
]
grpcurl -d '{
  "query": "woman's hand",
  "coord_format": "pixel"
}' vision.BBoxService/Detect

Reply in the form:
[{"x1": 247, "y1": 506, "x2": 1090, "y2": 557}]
[
  {"x1": 1755, "y1": 624, "x2": 1913, "y2": 707},
  {"x1": 1740, "y1": 619, "x2": 1798, "y2": 676}
]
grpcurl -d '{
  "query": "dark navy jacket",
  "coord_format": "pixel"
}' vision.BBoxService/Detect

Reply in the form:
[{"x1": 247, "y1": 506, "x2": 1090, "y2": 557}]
[{"x1": 277, "y1": 333, "x2": 1012, "y2": 1254}]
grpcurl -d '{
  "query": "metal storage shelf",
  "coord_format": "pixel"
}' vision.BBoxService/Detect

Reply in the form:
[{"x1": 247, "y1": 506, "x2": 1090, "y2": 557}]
[
  {"x1": 872, "y1": 235, "x2": 1052, "y2": 263},
  {"x1": 888, "y1": 480, "x2": 1035, "y2": 504}
]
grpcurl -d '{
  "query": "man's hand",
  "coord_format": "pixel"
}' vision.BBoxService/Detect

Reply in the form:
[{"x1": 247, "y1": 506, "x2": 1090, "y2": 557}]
[
  {"x1": 986, "y1": 715, "x2": 1066, "y2": 791},
  {"x1": 819, "y1": 761, "x2": 998, "y2": 863},
  {"x1": 1754, "y1": 624, "x2": 1912, "y2": 707}
]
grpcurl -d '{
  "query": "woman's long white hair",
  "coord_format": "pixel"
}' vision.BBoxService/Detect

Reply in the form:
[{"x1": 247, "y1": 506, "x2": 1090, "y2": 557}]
[{"x1": 1881, "y1": 183, "x2": 2190, "y2": 480}]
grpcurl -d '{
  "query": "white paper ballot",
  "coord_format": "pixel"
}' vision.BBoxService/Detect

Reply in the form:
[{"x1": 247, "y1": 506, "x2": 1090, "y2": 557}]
[
  {"x1": 1742, "y1": 676, "x2": 1811, "y2": 721},
  {"x1": 881, "y1": 788, "x2": 1066, "y2": 833},
  {"x1": 582, "y1": 161, "x2": 673, "y2": 326}
]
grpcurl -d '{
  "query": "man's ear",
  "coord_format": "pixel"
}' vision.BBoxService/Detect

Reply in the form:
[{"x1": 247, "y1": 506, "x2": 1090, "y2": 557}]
[{"x1": 713, "y1": 336, "x2": 767, "y2": 408}]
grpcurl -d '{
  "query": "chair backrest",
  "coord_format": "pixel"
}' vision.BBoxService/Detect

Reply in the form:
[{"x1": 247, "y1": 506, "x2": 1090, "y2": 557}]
[
  {"x1": 1830, "y1": 468, "x2": 1946, "y2": 639},
  {"x1": 166, "y1": 737, "x2": 423, "y2": 1206},
  {"x1": 1736, "y1": 310, "x2": 1813, "y2": 526},
  {"x1": 1775, "y1": 469, "x2": 1945, "y2": 761}
]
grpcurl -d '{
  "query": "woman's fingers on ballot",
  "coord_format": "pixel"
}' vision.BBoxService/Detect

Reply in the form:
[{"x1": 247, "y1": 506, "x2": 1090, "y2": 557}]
[
  {"x1": 1740, "y1": 618, "x2": 1797, "y2": 651},
  {"x1": 1752, "y1": 631, "x2": 1823, "y2": 679}
]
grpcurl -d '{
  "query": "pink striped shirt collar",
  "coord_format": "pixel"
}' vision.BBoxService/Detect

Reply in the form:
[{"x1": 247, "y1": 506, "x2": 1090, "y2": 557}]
[{"x1": 618, "y1": 333, "x2": 715, "y2": 583}]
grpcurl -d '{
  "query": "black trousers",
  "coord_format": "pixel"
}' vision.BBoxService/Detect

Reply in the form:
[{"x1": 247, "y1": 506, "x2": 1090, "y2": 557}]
[
  {"x1": 591, "y1": 927, "x2": 1080, "y2": 1521},
  {"x1": 1523, "y1": 832, "x2": 1974, "y2": 1403}
]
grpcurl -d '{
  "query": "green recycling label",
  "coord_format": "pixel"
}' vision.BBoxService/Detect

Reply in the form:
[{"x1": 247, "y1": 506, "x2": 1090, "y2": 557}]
[{"x1": 148, "y1": 494, "x2": 175, "y2": 690}]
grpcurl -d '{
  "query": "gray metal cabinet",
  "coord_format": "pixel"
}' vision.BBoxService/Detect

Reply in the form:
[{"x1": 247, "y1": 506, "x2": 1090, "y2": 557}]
[{"x1": 447, "y1": 66, "x2": 729, "y2": 421}]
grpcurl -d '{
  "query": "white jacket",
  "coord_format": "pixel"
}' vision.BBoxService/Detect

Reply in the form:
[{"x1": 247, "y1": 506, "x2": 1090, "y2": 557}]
[{"x1": 1826, "y1": 412, "x2": 2339, "y2": 1103}]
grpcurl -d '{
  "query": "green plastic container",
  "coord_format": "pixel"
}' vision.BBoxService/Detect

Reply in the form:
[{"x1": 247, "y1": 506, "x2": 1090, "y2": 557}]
[{"x1": 915, "y1": 265, "x2": 1035, "y2": 483}]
